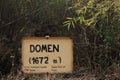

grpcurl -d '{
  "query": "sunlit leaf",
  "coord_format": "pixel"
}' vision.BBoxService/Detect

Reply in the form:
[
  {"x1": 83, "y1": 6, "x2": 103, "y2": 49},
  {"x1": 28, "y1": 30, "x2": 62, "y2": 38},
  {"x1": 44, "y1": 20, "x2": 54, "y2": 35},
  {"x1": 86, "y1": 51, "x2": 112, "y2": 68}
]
[
  {"x1": 63, "y1": 21, "x2": 70, "y2": 24},
  {"x1": 67, "y1": 23, "x2": 71, "y2": 30},
  {"x1": 73, "y1": 17, "x2": 77, "y2": 23},
  {"x1": 71, "y1": 21, "x2": 75, "y2": 28},
  {"x1": 76, "y1": 10, "x2": 81, "y2": 15},
  {"x1": 81, "y1": 16, "x2": 85, "y2": 23},
  {"x1": 66, "y1": 17, "x2": 73, "y2": 20}
]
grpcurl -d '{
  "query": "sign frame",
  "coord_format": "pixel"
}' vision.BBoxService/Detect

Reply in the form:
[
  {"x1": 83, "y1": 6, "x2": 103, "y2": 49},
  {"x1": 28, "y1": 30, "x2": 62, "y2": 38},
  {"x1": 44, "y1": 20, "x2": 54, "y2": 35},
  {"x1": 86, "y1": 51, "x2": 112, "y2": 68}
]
[{"x1": 22, "y1": 37, "x2": 73, "y2": 74}]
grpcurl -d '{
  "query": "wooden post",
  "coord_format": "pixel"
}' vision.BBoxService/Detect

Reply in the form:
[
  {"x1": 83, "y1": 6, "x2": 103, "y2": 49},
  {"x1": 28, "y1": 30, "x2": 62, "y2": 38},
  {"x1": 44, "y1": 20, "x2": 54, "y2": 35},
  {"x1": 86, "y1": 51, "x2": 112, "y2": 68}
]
[
  {"x1": 45, "y1": 36, "x2": 50, "y2": 80},
  {"x1": 46, "y1": 72, "x2": 50, "y2": 80}
]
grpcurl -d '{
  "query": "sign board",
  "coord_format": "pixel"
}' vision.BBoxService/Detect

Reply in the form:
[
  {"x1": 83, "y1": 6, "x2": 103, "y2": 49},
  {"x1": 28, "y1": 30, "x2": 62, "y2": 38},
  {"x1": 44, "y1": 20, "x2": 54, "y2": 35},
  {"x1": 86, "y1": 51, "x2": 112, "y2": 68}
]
[{"x1": 22, "y1": 37, "x2": 73, "y2": 73}]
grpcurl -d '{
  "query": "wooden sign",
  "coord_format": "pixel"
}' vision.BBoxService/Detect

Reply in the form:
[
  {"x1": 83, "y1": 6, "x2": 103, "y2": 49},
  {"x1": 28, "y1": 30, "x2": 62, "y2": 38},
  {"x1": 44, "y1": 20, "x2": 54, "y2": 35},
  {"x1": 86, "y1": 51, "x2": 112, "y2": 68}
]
[{"x1": 22, "y1": 37, "x2": 73, "y2": 73}]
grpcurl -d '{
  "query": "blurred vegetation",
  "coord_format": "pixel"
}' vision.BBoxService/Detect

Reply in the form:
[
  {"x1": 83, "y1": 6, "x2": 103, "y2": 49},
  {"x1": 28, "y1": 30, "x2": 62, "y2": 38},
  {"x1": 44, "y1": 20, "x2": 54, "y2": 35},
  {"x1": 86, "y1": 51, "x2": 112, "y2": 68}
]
[
  {"x1": 64, "y1": 0, "x2": 120, "y2": 68},
  {"x1": 0, "y1": 0, "x2": 120, "y2": 79},
  {"x1": 0, "y1": 0, "x2": 67, "y2": 76}
]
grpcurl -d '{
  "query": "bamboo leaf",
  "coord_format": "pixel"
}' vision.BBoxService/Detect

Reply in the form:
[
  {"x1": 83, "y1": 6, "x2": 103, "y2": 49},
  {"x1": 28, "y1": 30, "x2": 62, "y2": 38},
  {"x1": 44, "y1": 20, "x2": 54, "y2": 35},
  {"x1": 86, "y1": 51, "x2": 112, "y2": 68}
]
[
  {"x1": 63, "y1": 20, "x2": 70, "y2": 24},
  {"x1": 76, "y1": 10, "x2": 81, "y2": 15},
  {"x1": 68, "y1": 23, "x2": 71, "y2": 30},
  {"x1": 71, "y1": 21, "x2": 75, "y2": 28},
  {"x1": 66, "y1": 17, "x2": 73, "y2": 20},
  {"x1": 73, "y1": 17, "x2": 77, "y2": 23},
  {"x1": 81, "y1": 16, "x2": 85, "y2": 23},
  {"x1": 79, "y1": 16, "x2": 83, "y2": 24}
]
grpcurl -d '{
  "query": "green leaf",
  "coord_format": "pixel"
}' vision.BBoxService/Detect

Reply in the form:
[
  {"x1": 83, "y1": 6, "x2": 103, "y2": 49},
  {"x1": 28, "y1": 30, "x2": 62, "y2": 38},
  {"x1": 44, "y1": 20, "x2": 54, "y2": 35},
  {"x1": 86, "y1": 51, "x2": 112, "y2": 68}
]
[
  {"x1": 68, "y1": 23, "x2": 71, "y2": 30},
  {"x1": 71, "y1": 21, "x2": 75, "y2": 28},
  {"x1": 63, "y1": 21, "x2": 70, "y2": 24},
  {"x1": 79, "y1": 16, "x2": 83, "y2": 24},
  {"x1": 63, "y1": 23, "x2": 69, "y2": 27},
  {"x1": 84, "y1": 7, "x2": 87, "y2": 14},
  {"x1": 81, "y1": 16, "x2": 85, "y2": 23},
  {"x1": 76, "y1": 10, "x2": 81, "y2": 15},
  {"x1": 73, "y1": 17, "x2": 77, "y2": 23},
  {"x1": 68, "y1": 7, "x2": 73, "y2": 10},
  {"x1": 66, "y1": 17, "x2": 73, "y2": 20}
]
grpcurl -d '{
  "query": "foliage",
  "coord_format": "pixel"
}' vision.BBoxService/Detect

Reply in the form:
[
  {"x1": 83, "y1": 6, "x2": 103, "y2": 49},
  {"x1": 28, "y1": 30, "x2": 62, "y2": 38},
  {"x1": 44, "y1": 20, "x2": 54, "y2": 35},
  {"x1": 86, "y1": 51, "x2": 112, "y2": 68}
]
[
  {"x1": 0, "y1": 0, "x2": 67, "y2": 76},
  {"x1": 14, "y1": 0, "x2": 66, "y2": 24},
  {"x1": 64, "y1": 0, "x2": 120, "y2": 68}
]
